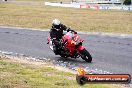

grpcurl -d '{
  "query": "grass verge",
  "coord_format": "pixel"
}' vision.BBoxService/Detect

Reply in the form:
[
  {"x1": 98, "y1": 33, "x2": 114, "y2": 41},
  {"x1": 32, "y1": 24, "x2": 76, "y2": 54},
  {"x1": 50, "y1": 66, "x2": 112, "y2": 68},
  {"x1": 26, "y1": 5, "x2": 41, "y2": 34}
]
[
  {"x1": 0, "y1": 57, "x2": 118, "y2": 88},
  {"x1": 0, "y1": 1, "x2": 132, "y2": 34}
]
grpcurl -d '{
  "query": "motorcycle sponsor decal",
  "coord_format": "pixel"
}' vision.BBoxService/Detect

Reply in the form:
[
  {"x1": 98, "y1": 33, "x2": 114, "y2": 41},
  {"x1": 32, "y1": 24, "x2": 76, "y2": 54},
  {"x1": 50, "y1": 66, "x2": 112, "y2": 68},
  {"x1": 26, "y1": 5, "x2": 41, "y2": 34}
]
[{"x1": 76, "y1": 68, "x2": 131, "y2": 85}]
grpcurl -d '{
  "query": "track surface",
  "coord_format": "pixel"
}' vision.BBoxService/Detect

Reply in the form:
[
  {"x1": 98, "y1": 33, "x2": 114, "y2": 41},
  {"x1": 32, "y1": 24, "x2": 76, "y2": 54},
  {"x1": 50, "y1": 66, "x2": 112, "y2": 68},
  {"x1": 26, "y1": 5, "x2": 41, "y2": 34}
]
[{"x1": 0, "y1": 27, "x2": 132, "y2": 75}]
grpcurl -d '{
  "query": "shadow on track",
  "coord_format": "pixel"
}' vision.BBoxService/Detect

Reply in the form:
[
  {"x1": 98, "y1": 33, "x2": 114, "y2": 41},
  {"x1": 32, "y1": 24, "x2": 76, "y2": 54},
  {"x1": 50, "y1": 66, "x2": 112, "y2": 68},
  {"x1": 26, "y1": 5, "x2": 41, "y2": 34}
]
[{"x1": 56, "y1": 57, "x2": 89, "y2": 64}]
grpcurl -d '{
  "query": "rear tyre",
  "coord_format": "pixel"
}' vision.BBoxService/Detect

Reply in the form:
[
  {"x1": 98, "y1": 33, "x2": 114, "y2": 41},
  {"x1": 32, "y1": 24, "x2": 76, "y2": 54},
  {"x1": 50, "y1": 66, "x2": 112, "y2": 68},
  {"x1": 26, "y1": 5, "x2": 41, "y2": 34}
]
[
  {"x1": 60, "y1": 54, "x2": 68, "y2": 58},
  {"x1": 80, "y1": 49, "x2": 92, "y2": 63}
]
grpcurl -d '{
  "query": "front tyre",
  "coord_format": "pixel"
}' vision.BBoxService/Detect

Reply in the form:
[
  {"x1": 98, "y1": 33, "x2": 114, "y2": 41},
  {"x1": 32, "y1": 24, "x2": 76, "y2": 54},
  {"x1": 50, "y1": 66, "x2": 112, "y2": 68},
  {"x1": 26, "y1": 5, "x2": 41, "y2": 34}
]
[{"x1": 80, "y1": 49, "x2": 92, "y2": 63}]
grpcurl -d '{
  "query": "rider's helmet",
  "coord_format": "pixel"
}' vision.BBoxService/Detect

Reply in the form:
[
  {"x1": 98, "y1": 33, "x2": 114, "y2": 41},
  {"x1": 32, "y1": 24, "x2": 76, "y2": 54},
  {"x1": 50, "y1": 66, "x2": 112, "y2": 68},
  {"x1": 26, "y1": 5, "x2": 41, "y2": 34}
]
[{"x1": 52, "y1": 19, "x2": 61, "y2": 30}]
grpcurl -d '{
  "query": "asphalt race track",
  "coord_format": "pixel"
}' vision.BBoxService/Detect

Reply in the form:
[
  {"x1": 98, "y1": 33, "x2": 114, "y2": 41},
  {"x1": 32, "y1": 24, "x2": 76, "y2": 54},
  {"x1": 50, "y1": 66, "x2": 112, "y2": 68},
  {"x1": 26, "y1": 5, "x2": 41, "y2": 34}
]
[{"x1": 0, "y1": 27, "x2": 132, "y2": 76}]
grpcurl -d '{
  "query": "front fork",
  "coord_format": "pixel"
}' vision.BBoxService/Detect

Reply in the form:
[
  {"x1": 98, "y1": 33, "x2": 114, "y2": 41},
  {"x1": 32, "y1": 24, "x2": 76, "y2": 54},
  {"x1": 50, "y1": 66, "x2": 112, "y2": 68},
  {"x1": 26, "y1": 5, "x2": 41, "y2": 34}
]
[
  {"x1": 77, "y1": 45, "x2": 85, "y2": 52},
  {"x1": 74, "y1": 45, "x2": 85, "y2": 58}
]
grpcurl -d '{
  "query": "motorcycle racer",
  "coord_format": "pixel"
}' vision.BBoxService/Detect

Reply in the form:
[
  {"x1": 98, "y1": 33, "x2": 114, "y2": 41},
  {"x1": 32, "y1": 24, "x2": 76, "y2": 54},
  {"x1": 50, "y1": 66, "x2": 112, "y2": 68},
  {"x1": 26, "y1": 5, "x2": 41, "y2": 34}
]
[{"x1": 49, "y1": 19, "x2": 77, "y2": 55}]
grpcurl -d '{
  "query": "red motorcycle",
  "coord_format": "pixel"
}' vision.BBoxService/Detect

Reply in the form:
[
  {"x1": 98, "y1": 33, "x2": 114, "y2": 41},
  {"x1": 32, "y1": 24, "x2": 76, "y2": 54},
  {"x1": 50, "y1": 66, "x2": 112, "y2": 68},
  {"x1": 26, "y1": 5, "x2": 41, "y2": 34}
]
[{"x1": 47, "y1": 31, "x2": 92, "y2": 63}]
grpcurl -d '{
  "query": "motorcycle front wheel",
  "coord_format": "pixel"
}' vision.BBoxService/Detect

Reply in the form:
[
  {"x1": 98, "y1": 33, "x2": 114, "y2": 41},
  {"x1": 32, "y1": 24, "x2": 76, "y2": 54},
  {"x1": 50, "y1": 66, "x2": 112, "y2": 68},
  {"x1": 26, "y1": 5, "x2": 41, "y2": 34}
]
[{"x1": 80, "y1": 49, "x2": 92, "y2": 63}]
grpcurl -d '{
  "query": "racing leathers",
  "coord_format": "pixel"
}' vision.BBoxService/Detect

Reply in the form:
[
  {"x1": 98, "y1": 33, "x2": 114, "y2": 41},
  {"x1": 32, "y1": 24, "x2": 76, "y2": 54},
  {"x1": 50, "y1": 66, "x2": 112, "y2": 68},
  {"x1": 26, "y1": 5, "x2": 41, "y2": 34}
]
[{"x1": 50, "y1": 24, "x2": 77, "y2": 55}]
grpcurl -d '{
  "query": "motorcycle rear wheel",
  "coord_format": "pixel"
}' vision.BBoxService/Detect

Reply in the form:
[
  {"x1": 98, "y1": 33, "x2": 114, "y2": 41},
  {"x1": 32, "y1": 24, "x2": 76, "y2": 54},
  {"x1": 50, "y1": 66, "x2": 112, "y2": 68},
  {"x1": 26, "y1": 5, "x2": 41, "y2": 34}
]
[
  {"x1": 60, "y1": 54, "x2": 68, "y2": 58},
  {"x1": 80, "y1": 49, "x2": 92, "y2": 63}
]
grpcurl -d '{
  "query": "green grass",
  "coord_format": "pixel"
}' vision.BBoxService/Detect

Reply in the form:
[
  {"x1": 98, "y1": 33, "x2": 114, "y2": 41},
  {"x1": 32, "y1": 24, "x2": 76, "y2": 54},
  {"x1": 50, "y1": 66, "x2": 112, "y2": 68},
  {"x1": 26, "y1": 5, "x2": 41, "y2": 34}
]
[
  {"x1": 0, "y1": 1, "x2": 132, "y2": 34},
  {"x1": 0, "y1": 57, "x2": 118, "y2": 88}
]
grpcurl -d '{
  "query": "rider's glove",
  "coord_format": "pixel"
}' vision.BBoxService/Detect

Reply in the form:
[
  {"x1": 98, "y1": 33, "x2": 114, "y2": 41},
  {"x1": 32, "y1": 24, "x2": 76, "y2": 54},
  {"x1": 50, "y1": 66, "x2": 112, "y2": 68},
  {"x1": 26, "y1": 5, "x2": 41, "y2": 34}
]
[
  {"x1": 67, "y1": 28, "x2": 71, "y2": 32},
  {"x1": 67, "y1": 28, "x2": 77, "y2": 34},
  {"x1": 74, "y1": 31, "x2": 77, "y2": 34}
]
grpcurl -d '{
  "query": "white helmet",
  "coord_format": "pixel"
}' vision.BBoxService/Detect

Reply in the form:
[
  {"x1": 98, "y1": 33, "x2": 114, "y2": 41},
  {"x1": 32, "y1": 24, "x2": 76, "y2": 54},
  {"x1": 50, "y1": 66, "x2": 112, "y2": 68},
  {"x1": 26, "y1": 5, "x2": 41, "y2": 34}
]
[{"x1": 52, "y1": 19, "x2": 61, "y2": 26}]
